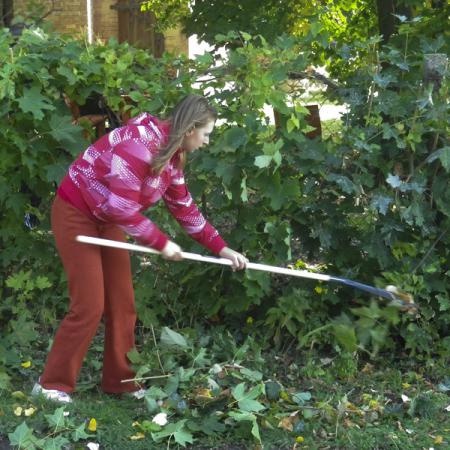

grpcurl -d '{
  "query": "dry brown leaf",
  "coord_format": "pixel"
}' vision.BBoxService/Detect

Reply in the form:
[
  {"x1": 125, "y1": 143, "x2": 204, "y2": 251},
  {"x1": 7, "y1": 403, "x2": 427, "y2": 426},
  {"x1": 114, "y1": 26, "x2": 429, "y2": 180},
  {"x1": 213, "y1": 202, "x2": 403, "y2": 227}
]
[
  {"x1": 278, "y1": 416, "x2": 294, "y2": 432},
  {"x1": 361, "y1": 363, "x2": 374, "y2": 373}
]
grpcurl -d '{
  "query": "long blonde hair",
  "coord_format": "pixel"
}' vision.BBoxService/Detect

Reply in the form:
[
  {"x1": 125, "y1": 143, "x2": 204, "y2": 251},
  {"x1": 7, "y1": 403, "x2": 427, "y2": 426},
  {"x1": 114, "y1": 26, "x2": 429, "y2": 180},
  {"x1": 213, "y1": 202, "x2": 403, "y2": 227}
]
[{"x1": 152, "y1": 94, "x2": 217, "y2": 174}]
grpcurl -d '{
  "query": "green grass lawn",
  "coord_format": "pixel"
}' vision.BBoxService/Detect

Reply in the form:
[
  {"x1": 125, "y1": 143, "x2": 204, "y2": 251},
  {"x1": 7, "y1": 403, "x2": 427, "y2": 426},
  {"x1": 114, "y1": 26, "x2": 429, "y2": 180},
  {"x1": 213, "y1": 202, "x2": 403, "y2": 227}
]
[{"x1": 1, "y1": 345, "x2": 450, "y2": 450}]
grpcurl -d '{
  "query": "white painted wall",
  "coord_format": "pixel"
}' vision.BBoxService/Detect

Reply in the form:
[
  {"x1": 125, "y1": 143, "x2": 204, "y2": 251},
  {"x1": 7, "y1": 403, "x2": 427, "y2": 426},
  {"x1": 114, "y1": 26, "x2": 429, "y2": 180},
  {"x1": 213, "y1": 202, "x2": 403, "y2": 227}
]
[{"x1": 188, "y1": 35, "x2": 345, "y2": 121}]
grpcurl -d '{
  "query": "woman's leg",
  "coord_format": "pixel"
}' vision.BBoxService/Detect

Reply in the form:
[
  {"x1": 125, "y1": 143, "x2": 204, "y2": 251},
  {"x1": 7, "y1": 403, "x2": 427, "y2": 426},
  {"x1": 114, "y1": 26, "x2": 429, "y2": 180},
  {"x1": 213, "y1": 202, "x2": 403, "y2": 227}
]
[
  {"x1": 99, "y1": 225, "x2": 137, "y2": 393},
  {"x1": 40, "y1": 196, "x2": 105, "y2": 393}
]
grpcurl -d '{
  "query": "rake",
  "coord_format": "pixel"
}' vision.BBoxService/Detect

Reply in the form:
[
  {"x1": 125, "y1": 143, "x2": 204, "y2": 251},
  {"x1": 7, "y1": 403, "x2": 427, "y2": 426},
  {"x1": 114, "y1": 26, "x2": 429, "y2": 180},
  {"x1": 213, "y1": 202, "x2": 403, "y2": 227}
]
[{"x1": 75, "y1": 235, "x2": 417, "y2": 311}]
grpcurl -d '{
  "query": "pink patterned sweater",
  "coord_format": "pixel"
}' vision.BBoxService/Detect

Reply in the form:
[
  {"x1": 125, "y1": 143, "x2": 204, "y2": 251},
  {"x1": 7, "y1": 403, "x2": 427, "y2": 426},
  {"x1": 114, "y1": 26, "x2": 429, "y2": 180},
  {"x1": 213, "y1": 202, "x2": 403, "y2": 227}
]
[{"x1": 58, "y1": 113, "x2": 227, "y2": 254}]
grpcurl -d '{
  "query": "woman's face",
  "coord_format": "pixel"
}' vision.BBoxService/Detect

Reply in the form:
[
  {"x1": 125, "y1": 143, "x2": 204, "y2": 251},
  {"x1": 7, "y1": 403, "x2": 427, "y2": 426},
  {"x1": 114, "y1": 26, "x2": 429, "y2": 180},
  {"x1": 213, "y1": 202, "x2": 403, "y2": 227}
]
[{"x1": 181, "y1": 120, "x2": 215, "y2": 152}]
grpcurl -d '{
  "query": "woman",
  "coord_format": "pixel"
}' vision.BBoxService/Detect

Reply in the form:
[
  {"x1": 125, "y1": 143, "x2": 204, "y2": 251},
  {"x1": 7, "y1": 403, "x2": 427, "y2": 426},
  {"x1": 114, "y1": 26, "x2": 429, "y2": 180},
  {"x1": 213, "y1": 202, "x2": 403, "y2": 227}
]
[{"x1": 32, "y1": 94, "x2": 247, "y2": 403}]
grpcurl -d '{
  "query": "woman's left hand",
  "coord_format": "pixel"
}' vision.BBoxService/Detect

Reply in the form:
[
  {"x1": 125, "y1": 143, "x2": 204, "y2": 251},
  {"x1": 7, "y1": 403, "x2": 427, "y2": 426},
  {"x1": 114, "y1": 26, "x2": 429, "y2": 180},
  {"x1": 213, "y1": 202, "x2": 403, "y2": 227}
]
[{"x1": 219, "y1": 247, "x2": 248, "y2": 271}]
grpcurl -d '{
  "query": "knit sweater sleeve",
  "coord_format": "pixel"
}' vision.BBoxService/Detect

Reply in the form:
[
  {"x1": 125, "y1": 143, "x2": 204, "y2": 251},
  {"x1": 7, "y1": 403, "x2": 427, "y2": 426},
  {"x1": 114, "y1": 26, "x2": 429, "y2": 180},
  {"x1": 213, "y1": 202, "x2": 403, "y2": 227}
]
[
  {"x1": 162, "y1": 170, "x2": 227, "y2": 254},
  {"x1": 91, "y1": 139, "x2": 169, "y2": 251}
]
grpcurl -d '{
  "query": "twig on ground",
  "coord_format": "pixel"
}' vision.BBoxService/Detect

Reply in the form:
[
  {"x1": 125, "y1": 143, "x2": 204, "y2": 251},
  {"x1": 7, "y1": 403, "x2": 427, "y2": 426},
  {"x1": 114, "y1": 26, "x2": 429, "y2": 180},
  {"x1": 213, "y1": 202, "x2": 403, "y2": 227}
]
[{"x1": 121, "y1": 374, "x2": 172, "y2": 383}]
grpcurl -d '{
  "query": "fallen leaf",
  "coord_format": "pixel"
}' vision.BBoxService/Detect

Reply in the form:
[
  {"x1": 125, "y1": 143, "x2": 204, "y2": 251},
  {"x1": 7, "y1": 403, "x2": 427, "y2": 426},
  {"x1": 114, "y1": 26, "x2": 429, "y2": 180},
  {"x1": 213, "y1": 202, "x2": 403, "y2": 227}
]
[
  {"x1": 24, "y1": 407, "x2": 36, "y2": 417},
  {"x1": 346, "y1": 401, "x2": 358, "y2": 411},
  {"x1": 192, "y1": 387, "x2": 227, "y2": 406},
  {"x1": 151, "y1": 412, "x2": 168, "y2": 426},
  {"x1": 434, "y1": 436, "x2": 443, "y2": 444},
  {"x1": 343, "y1": 418, "x2": 357, "y2": 428},
  {"x1": 13, "y1": 407, "x2": 23, "y2": 416},
  {"x1": 278, "y1": 417, "x2": 293, "y2": 432},
  {"x1": 11, "y1": 391, "x2": 27, "y2": 400},
  {"x1": 369, "y1": 399, "x2": 380, "y2": 410},
  {"x1": 88, "y1": 418, "x2": 97, "y2": 432},
  {"x1": 320, "y1": 357, "x2": 333, "y2": 365},
  {"x1": 195, "y1": 388, "x2": 212, "y2": 397},
  {"x1": 86, "y1": 443, "x2": 99, "y2": 450},
  {"x1": 129, "y1": 432, "x2": 145, "y2": 440},
  {"x1": 21, "y1": 361, "x2": 31, "y2": 368}
]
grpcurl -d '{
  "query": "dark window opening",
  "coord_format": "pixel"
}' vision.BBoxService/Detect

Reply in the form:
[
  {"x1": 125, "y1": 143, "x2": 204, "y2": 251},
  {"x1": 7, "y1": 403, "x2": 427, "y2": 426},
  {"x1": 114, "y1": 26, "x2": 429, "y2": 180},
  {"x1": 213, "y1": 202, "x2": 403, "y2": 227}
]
[{"x1": 1, "y1": 0, "x2": 14, "y2": 27}]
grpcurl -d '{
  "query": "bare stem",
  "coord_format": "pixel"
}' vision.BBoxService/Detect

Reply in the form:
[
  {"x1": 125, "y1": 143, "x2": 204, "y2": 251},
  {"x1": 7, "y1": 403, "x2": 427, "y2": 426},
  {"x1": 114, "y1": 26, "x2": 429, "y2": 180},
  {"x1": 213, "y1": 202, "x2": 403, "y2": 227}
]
[
  {"x1": 121, "y1": 374, "x2": 172, "y2": 383},
  {"x1": 151, "y1": 324, "x2": 166, "y2": 374}
]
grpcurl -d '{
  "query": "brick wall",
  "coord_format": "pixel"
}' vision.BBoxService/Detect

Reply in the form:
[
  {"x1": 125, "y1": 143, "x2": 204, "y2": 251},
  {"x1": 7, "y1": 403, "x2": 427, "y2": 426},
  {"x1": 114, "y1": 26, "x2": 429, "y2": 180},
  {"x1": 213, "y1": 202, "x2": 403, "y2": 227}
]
[
  {"x1": 14, "y1": 0, "x2": 86, "y2": 35},
  {"x1": 13, "y1": 0, "x2": 188, "y2": 54},
  {"x1": 164, "y1": 25, "x2": 188, "y2": 55},
  {"x1": 93, "y1": 0, "x2": 118, "y2": 41}
]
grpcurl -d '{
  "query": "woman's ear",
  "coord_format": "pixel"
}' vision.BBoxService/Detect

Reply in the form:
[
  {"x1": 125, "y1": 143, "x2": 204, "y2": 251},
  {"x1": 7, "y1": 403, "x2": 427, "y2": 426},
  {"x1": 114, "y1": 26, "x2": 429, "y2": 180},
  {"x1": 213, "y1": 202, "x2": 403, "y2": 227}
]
[{"x1": 185, "y1": 127, "x2": 195, "y2": 137}]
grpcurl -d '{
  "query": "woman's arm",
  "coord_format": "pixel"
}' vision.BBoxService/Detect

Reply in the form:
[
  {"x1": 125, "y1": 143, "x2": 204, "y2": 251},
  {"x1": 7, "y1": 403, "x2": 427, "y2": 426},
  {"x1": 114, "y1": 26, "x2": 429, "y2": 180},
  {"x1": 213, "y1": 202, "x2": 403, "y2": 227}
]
[
  {"x1": 162, "y1": 171, "x2": 247, "y2": 269},
  {"x1": 162, "y1": 171, "x2": 227, "y2": 255}
]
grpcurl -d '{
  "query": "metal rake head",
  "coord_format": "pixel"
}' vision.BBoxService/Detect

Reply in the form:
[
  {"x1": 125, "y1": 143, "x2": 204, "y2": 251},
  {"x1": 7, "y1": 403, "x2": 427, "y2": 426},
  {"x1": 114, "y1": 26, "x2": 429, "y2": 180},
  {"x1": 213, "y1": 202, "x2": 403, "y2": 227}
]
[{"x1": 385, "y1": 285, "x2": 418, "y2": 313}]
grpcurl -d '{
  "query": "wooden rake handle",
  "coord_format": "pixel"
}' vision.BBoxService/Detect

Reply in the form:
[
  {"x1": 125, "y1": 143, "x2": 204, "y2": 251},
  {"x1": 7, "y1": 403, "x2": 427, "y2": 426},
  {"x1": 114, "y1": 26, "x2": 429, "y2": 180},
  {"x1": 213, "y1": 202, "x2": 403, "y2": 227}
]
[
  {"x1": 75, "y1": 235, "x2": 331, "y2": 282},
  {"x1": 75, "y1": 235, "x2": 417, "y2": 310}
]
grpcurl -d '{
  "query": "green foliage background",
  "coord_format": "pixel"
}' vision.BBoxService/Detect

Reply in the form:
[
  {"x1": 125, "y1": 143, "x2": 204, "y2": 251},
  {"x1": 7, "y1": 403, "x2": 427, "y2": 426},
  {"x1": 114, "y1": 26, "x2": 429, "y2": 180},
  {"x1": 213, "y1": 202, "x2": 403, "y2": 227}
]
[{"x1": 0, "y1": 5, "x2": 449, "y2": 398}]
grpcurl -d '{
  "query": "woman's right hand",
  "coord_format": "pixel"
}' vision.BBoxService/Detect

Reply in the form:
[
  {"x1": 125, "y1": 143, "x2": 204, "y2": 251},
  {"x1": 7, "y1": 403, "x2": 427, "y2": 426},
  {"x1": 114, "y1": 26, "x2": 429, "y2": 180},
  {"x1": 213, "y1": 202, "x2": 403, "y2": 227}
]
[{"x1": 161, "y1": 240, "x2": 183, "y2": 261}]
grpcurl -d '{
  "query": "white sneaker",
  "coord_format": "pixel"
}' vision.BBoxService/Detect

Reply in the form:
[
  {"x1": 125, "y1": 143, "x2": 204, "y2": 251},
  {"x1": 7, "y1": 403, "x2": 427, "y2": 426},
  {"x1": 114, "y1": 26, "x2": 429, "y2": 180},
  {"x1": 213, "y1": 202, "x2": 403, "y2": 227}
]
[{"x1": 31, "y1": 382, "x2": 72, "y2": 403}]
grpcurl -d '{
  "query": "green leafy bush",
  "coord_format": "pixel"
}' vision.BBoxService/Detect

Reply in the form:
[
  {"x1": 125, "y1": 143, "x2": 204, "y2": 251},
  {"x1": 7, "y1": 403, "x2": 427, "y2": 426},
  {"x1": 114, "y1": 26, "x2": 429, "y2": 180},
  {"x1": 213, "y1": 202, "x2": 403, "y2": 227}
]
[{"x1": 0, "y1": 12, "x2": 449, "y2": 397}]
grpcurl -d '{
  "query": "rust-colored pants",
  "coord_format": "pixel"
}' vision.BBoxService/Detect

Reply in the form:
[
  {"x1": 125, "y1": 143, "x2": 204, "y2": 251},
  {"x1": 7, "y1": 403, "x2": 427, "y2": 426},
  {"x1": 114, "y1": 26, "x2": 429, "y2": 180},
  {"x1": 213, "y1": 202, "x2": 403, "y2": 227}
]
[{"x1": 40, "y1": 195, "x2": 137, "y2": 393}]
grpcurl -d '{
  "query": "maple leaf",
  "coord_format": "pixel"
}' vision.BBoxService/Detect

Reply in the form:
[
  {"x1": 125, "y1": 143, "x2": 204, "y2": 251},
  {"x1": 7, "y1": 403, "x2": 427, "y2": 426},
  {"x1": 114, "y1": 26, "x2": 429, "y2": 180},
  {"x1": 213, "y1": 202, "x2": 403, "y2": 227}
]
[{"x1": 17, "y1": 85, "x2": 55, "y2": 120}]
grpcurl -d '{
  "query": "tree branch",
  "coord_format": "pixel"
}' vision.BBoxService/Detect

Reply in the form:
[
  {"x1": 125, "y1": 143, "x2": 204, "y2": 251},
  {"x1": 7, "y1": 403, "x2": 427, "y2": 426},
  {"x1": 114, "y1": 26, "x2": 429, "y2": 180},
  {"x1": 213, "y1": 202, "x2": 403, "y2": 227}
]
[{"x1": 288, "y1": 69, "x2": 340, "y2": 89}]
